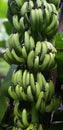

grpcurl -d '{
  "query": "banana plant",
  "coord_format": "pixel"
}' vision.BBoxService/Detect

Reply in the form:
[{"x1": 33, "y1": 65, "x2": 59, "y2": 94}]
[{"x1": 1, "y1": 0, "x2": 63, "y2": 130}]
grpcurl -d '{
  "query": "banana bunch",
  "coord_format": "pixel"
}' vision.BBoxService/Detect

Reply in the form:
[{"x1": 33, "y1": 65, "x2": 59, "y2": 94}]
[
  {"x1": 29, "y1": 3, "x2": 59, "y2": 38},
  {"x1": 6, "y1": 0, "x2": 61, "y2": 129},
  {"x1": 45, "y1": 96, "x2": 61, "y2": 112},
  {"x1": 7, "y1": 0, "x2": 59, "y2": 38},
  {"x1": 8, "y1": 69, "x2": 56, "y2": 114},
  {"x1": 4, "y1": 31, "x2": 57, "y2": 72},
  {"x1": 13, "y1": 102, "x2": 30, "y2": 129},
  {"x1": 12, "y1": 123, "x2": 43, "y2": 130},
  {"x1": 46, "y1": 0, "x2": 60, "y2": 9}
]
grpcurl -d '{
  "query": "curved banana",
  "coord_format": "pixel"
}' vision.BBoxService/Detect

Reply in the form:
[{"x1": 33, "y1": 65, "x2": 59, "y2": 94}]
[
  {"x1": 19, "y1": 17, "x2": 25, "y2": 32},
  {"x1": 14, "y1": 101, "x2": 21, "y2": 118},
  {"x1": 29, "y1": 36, "x2": 35, "y2": 51},
  {"x1": 44, "y1": 83, "x2": 50, "y2": 102},
  {"x1": 13, "y1": 15, "x2": 20, "y2": 30},
  {"x1": 8, "y1": 86, "x2": 18, "y2": 100},
  {"x1": 29, "y1": 0, "x2": 34, "y2": 10},
  {"x1": 48, "y1": 80, "x2": 55, "y2": 101},
  {"x1": 5, "y1": 48, "x2": 14, "y2": 63},
  {"x1": 45, "y1": 98, "x2": 54, "y2": 112},
  {"x1": 35, "y1": 9, "x2": 40, "y2": 31},
  {"x1": 37, "y1": 73, "x2": 44, "y2": 90},
  {"x1": 24, "y1": 31, "x2": 30, "y2": 52},
  {"x1": 27, "y1": 85, "x2": 34, "y2": 102},
  {"x1": 38, "y1": 8, "x2": 43, "y2": 31},
  {"x1": 38, "y1": 124, "x2": 43, "y2": 130},
  {"x1": 35, "y1": 82, "x2": 41, "y2": 99},
  {"x1": 26, "y1": 72, "x2": 30, "y2": 87},
  {"x1": 15, "y1": 84, "x2": 21, "y2": 98},
  {"x1": 36, "y1": 0, "x2": 42, "y2": 8},
  {"x1": 35, "y1": 41, "x2": 42, "y2": 56},
  {"x1": 21, "y1": 46, "x2": 27, "y2": 60},
  {"x1": 27, "y1": 50, "x2": 35, "y2": 69},
  {"x1": 20, "y1": 86, "x2": 27, "y2": 101},
  {"x1": 34, "y1": 56, "x2": 39, "y2": 71},
  {"x1": 30, "y1": 9, "x2": 36, "y2": 31},
  {"x1": 39, "y1": 54, "x2": 51, "y2": 71},
  {"x1": 45, "y1": 13, "x2": 58, "y2": 34},
  {"x1": 40, "y1": 100, "x2": 46, "y2": 114},
  {"x1": 11, "y1": 49, "x2": 25, "y2": 64},
  {"x1": 40, "y1": 42, "x2": 48, "y2": 62},
  {"x1": 30, "y1": 73, "x2": 35, "y2": 93},
  {"x1": 21, "y1": 109, "x2": 29, "y2": 127},
  {"x1": 15, "y1": 0, "x2": 26, "y2": 7},
  {"x1": 43, "y1": 6, "x2": 50, "y2": 29},
  {"x1": 22, "y1": 69, "x2": 27, "y2": 89},
  {"x1": 36, "y1": 91, "x2": 44, "y2": 110},
  {"x1": 20, "y1": 2, "x2": 28, "y2": 16}
]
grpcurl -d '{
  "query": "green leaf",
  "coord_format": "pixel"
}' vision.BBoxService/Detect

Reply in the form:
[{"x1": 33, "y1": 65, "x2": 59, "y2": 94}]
[
  {"x1": 0, "y1": 96, "x2": 9, "y2": 122},
  {"x1": 56, "y1": 52, "x2": 63, "y2": 82},
  {"x1": 56, "y1": 32, "x2": 63, "y2": 50},
  {"x1": 3, "y1": 20, "x2": 12, "y2": 35},
  {"x1": 0, "y1": 0, "x2": 8, "y2": 18},
  {"x1": 1, "y1": 65, "x2": 17, "y2": 97},
  {"x1": 0, "y1": 58, "x2": 10, "y2": 76}
]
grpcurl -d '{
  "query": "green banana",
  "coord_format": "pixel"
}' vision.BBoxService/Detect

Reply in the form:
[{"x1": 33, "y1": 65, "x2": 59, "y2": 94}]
[
  {"x1": 36, "y1": 91, "x2": 44, "y2": 110},
  {"x1": 48, "y1": 80, "x2": 55, "y2": 101},
  {"x1": 15, "y1": 0, "x2": 26, "y2": 7},
  {"x1": 13, "y1": 15, "x2": 20, "y2": 30},
  {"x1": 22, "y1": 69, "x2": 27, "y2": 89},
  {"x1": 21, "y1": 109, "x2": 29, "y2": 127},
  {"x1": 34, "y1": 56, "x2": 39, "y2": 71},
  {"x1": 35, "y1": 82, "x2": 41, "y2": 99},
  {"x1": 45, "y1": 14, "x2": 58, "y2": 33},
  {"x1": 24, "y1": 31, "x2": 30, "y2": 52},
  {"x1": 11, "y1": 49, "x2": 25, "y2": 64},
  {"x1": 39, "y1": 54, "x2": 51, "y2": 71},
  {"x1": 19, "y1": 17, "x2": 25, "y2": 32},
  {"x1": 46, "y1": 20, "x2": 59, "y2": 37},
  {"x1": 15, "y1": 84, "x2": 21, "y2": 98},
  {"x1": 44, "y1": 83, "x2": 50, "y2": 102},
  {"x1": 26, "y1": 72, "x2": 30, "y2": 87},
  {"x1": 35, "y1": 41, "x2": 42, "y2": 56},
  {"x1": 27, "y1": 50, "x2": 35, "y2": 69},
  {"x1": 43, "y1": 6, "x2": 50, "y2": 29},
  {"x1": 14, "y1": 102, "x2": 21, "y2": 118},
  {"x1": 36, "y1": 0, "x2": 42, "y2": 7},
  {"x1": 30, "y1": 9, "x2": 36, "y2": 31},
  {"x1": 29, "y1": 36, "x2": 35, "y2": 51},
  {"x1": 21, "y1": 46, "x2": 27, "y2": 60},
  {"x1": 53, "y1": 97, "x2": 61, "y2": 110},
  {"x1": 37, "y1": 73, "x2": 44, "y2": 90},
  {"x1": 40, "y1": 100, "x2": 46, "y2": 114},
  {"x1": 35, "y1": 9, "x2": 40, "y2": 31},
  {"x1": 29, "y1": 0, "x2": 34, "y2": 10},
  {"x1": 47, "y1": 53, "x2": 56, "y2": 70},
  {"x1": 21, "y1": 2, "x2": 28, "y2": 16},
  {"x1": 5, "y1": 48, "x2": 15, "y2": 63},
  {"x1": 40, "y1": 42, "x2": 48, "y2": 62},
  {"x1": 30, "y1": 73, "x2": 35, "y2": 93},
  {"x1": 20, "y1": 86, "x2": 27, "y2": 101},
  {"x1": 45, "y1": 99, "x2": 54, "y2": 112},
  {"x1": 16, "y1": 118, "x2": 25, "y2": 129},
  {"x1": 27, "y1": 85, "x2": 34, "y2": 102},
  {"x1": 38, "y1": 124, "x2": 43, "y2": 130},
  {"x1": 8, "y1": 86, "x2": 18, "y2": 100}
]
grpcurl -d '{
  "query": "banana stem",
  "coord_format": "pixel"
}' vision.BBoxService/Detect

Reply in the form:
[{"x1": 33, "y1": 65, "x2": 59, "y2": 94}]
[{"x1": 31, "y1": 103, "x2": 39, "y2": 123}]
